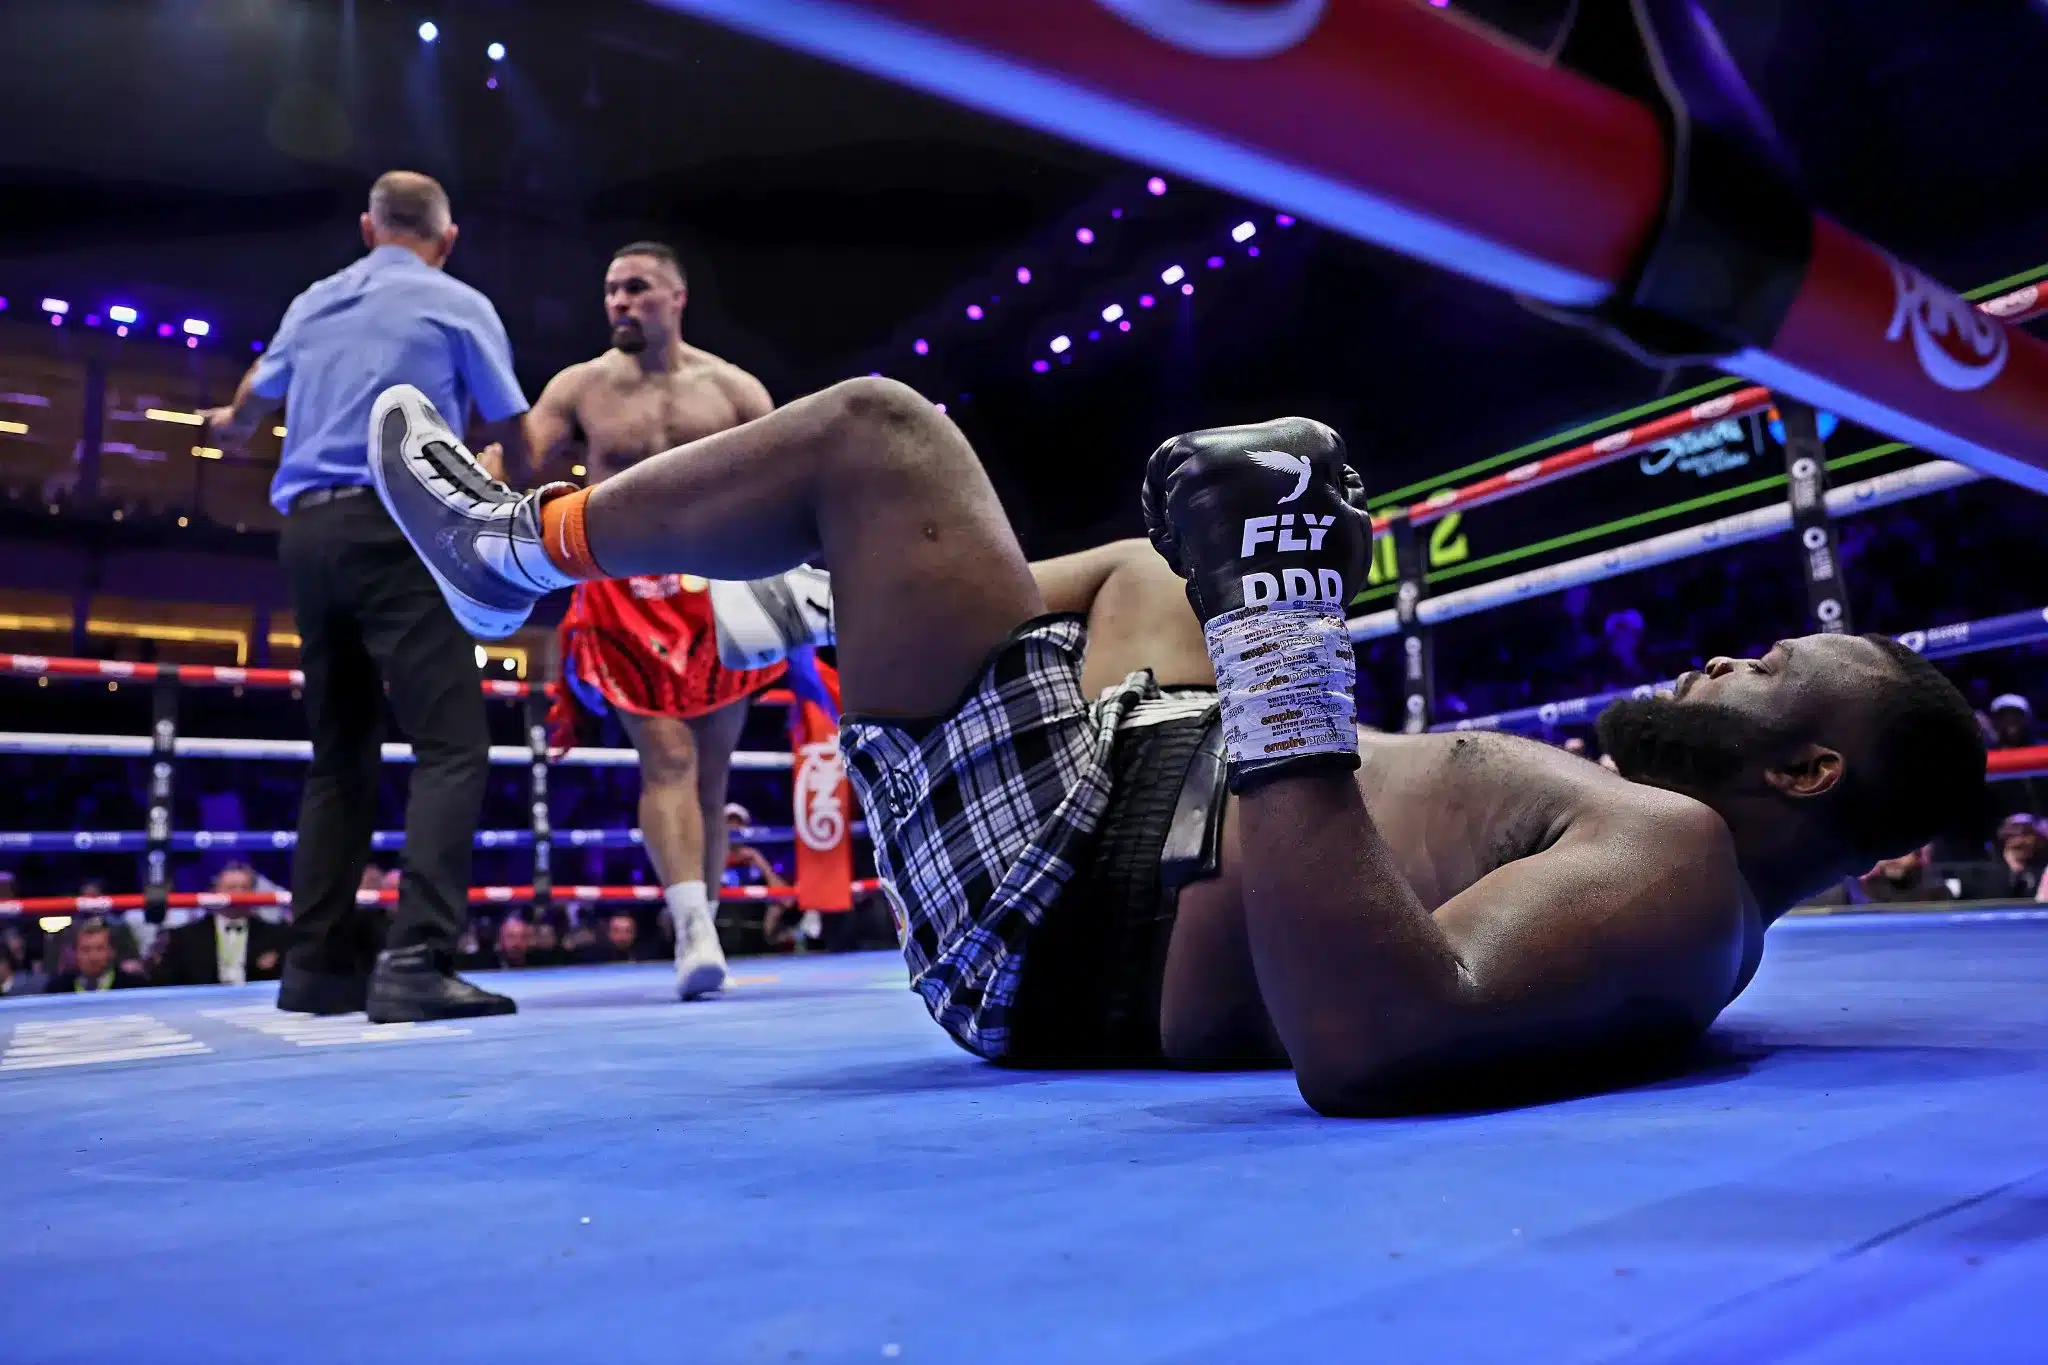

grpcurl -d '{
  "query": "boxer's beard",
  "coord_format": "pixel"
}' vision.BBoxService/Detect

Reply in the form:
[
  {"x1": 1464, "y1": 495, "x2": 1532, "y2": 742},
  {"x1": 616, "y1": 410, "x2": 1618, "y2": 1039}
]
[
  {"x1": 1596, "y1": 696, "x2": 1784, "y2": 791},
  {"x1": 611, "y1": 317, "x2": 647, "y2": 355}
]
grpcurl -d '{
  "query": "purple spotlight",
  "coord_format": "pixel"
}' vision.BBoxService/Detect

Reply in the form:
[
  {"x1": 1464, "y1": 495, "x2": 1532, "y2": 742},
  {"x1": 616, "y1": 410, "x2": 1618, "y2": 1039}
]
[
  {"x1": 116, "y1": 325, "x2": 129, "y2": 337},
  {"x1": 1087, "y1": 329, "x2": 1100, "y2": 341},
  {"x1": 1206, "y1": 256, "x2": 1224, "y2": 269},
  {"x1": 1146, "y1": 176, "x2": 1167, "y2": 196},
  {"x1": 49, "y1": 314, "x2": 62, "y2": 327},
  {"x1": 965, "y1": 304, "x2": 984, "y2": 321},
  {"x1": 1181, "y1": 282, "x2": 1194, "y2": 296},
  {"x1": 1138, "y1": 294, "x2": 1156, "y2": 309},
  {"x1": 1118, "y1": 319, "x2": 1131, "y2": 332},
  {"x1": 913, "y1": 338, "x2": 929, "y2": 356},
  {"x1": 85, "y1": 314, "x2": 102, "y2": 327},
  {"x1": 1248, "y1": 246, "x2": 1261, "y2": 257},
  {"x1": 1110, "y1": 208, "x2": 1123, "y2": 219},
  {"x1": 1016, "y1": 266, "x2": 1032, "y2": 285},
  {"x1": 1032, "y1": 359, "x2": 1051, "y2": 374},
  {"x1": 1075, "y1": 226, "x2": 1095, "y2": 245},
  {"x1": 186, "y1": 336, "x2": 198, "y2": 349},
  {"x1": 251, "y1": 340, "x2": 264, "y2": 353},
  {"x1": 158, "y1": 323, "x2": 175, "y2": 337},
  {"x1": 1276, "y1": 213, "x2": 1296, "y2": 227},
  {"x1": 485, "y1": 76, "x2": 499, "y2": 90}
]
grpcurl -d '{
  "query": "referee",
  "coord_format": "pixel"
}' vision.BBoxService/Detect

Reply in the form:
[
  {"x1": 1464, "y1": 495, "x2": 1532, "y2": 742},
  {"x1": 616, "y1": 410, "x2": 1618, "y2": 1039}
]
[{"x1": 205, "y1": 171, "x2": 532, "y2": 1022}]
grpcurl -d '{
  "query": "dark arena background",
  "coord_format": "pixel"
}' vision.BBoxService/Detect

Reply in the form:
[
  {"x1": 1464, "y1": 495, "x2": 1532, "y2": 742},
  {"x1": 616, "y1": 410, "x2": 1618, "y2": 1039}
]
[{"x1": 2, "y1": 1, "x2": 2047, "y2": 1361}]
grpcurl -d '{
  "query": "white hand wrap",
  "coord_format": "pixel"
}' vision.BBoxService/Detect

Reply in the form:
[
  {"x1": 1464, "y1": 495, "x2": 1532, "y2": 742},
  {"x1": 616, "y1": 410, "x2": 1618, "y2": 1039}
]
[{"x1": 1204, "y1": 601, "x2": 1358, "y2": 769}]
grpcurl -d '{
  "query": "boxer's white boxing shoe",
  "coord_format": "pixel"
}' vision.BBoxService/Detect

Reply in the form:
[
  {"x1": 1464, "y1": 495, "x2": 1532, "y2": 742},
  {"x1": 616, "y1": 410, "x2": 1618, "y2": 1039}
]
[
  {"x1": 675, "y1": 904, "x2": 729, "y2": 1001},
  {"x1": 369, "y1": 384, "x2": 579, "y2": 639},
  {"x1": 708, "y1": 566, "x2": 835, "y2": 671}
]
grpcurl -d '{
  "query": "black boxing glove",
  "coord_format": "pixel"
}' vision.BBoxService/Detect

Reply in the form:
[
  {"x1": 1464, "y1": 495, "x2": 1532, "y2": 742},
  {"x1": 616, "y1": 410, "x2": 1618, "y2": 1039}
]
[{"x1": 1141, "y1": 417, "x2": 1373, "y2": 792}]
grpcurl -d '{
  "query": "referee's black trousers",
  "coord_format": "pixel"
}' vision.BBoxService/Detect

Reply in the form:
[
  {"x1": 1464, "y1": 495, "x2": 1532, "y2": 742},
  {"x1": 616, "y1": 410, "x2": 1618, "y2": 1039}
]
[{"x1": 279, "y1": 489, "x2": 490, "y2": 972}]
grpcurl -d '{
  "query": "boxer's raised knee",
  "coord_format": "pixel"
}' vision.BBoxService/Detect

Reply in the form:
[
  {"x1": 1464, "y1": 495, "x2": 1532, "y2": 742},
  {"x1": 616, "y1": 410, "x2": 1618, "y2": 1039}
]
[{"x1": 819, "y1": 376, "x2": 967, "y2": 483}]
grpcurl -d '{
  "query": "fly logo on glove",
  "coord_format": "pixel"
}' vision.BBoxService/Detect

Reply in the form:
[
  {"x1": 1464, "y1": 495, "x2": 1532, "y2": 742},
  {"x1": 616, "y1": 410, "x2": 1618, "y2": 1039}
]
[{"x1": 1240, "y1": 513, "x2": 1336, "y2": 556}]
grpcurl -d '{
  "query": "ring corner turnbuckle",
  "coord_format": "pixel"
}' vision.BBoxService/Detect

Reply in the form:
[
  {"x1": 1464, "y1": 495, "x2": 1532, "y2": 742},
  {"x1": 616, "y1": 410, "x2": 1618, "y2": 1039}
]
[{"x1": 1531, "y1": 0, "x2": 1812, "y2": 368}]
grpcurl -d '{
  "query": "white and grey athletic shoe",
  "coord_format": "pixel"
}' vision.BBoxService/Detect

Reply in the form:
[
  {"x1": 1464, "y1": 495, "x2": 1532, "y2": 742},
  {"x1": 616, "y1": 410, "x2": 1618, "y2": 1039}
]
[
  {"x1": 368, "y1": 384, "x2": 581, "y2": 639},
  {"x1": 707, "y1": 566, "x2": 835, "y2": 671},
  {"x1": 675, "y1": 905, "x2": 729, "y2": 1001}
]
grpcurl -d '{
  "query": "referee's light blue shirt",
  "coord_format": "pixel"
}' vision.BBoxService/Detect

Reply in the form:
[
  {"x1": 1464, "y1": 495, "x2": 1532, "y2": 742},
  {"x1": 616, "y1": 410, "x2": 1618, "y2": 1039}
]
[{"x1": 255, "y1": 245, "x2": 529, "y2": 513}]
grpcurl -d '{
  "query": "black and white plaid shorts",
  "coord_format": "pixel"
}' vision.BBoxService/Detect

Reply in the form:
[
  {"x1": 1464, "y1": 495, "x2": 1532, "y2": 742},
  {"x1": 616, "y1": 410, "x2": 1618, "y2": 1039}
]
[{"x1": 841, "y1": 613, "x2": 1163, "y2": 1059}]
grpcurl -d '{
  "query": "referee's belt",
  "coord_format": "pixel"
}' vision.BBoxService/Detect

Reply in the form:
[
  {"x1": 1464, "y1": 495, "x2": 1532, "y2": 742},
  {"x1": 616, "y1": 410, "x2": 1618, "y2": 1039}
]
[{"x1": 290, "y1": 485, "x2": 374, "y2": 511}]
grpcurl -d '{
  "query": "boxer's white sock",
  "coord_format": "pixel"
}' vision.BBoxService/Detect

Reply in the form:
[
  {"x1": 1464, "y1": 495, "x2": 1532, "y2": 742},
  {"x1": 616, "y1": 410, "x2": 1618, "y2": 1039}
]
[{"x1": 665, "y1": 880, "x2": 710, "y2": 942}]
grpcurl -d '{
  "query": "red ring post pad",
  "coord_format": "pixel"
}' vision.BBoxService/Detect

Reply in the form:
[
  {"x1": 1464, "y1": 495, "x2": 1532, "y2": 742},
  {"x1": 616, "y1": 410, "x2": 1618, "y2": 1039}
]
[
  {"x1": 650, "y1": 0, "x2": 2048, "y2": 490},
  {"x1": 0, "y1": 881, "x2": 884, "y2": 918}
]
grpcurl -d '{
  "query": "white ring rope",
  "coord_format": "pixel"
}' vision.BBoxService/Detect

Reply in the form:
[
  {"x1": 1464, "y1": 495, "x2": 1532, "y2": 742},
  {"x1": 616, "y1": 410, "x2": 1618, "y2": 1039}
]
[{"x1": 1348, "y1": 458, "x2": 1977, "y2": 642}]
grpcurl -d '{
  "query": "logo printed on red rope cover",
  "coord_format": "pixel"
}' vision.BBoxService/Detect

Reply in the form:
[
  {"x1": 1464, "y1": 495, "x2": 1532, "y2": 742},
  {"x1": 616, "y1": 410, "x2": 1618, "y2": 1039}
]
[
  {"x1": 1090, "y1": 0, "x2": 1326, "y2": 58},
  {"x1": 1886, "y1": 260, "x2": 2009, "y2": 392}
]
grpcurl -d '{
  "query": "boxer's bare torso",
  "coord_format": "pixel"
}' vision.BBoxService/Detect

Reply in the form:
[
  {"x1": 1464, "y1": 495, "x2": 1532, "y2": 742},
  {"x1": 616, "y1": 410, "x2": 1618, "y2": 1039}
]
[
  {"x1": 529, "y1": 344, "x2": 770, "y2": 484},
  {"x1": 1162, "y1": 728, "x2": 1766, "y2": 1069}
]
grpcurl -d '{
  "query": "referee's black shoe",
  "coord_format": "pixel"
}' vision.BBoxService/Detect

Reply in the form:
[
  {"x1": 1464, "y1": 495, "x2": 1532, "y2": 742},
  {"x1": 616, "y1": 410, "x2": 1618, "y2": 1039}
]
[
  {"x1": 366, "y1": 945, "x2": 516, "y2": 1023},
  {"x1": 276, "y1": 962, "x2": 370, "y2": 1016}
]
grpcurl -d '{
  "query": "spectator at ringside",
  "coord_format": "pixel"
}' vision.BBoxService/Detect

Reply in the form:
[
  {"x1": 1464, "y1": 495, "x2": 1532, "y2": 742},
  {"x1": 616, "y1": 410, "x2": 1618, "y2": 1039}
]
[
  {"x1": 1802, "y1": 845, "x2": 1952, "y2": 909},
  {"x1": 1, "y1": 940, "x2": 46, "y2": 997},
  {"x1": 77, "y1": 878, "x2": 148, "y2": 971},
  {"x1": 1987, "y1": 694, "x2": 2037, "y2": 750},
  {"x1": 1985, "y1": 696, "x2": 2044, "y2": 817},
  {"x1": 1602, "y1": 608, "x2": 1647, "y2": 676},
  {"x1": 45, "y1": 919, "x2": 149, "y2": 993},
  {"x1": 152, "y1": 865, "x2": 290, "y2": 987},
  {"x1": 478, "y1": 914, "x2": 571, "y2": 970},
  {"x1": 1858, "y1": 846, "x2": 1950, "y2": 905},
  {"x1": 586, "y1": 912, "x2": 653, "y2": 964},
  {"x1": 720, "y1": 804, "x2": 784, "y2": 892},
  {"x1": 721, "y1": 803, "x2": 816, "y2": 952},
  {"x1": 493, "y1": 915, "x2": 535, "y2": 970},
  {"x1": 1996, "y1": 815, "x2": 2046, "y2": 900}
]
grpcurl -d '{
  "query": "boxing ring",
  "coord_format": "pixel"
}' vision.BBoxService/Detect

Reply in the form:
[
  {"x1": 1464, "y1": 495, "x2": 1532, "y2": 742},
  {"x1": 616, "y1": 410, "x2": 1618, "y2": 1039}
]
[
  {"x1": 8, "y1": 4, "x2": 2048, "y2": 1360},
  {"x1": 6, "y1": 431, "x2": 2045, "y2": 1364}
]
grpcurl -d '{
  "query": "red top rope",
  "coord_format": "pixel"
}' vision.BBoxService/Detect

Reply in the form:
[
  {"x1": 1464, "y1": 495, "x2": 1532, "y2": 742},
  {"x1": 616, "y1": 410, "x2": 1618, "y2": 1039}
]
[{"x1": 0, "y1": 652, "x2": 793, "y2": 706}]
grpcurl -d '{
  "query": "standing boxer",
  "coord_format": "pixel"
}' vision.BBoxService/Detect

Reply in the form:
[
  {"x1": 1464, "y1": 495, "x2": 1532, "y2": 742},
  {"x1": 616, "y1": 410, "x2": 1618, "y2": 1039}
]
[{"x1": 510, "y1": 242, "x2": 824, "y2": 999}]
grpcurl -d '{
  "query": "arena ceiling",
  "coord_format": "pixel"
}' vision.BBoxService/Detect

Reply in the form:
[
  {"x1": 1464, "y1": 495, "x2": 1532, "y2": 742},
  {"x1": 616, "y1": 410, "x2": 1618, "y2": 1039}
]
[{"x1": 3, "y1": 0, "x2": 2045, "y2": 553}]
